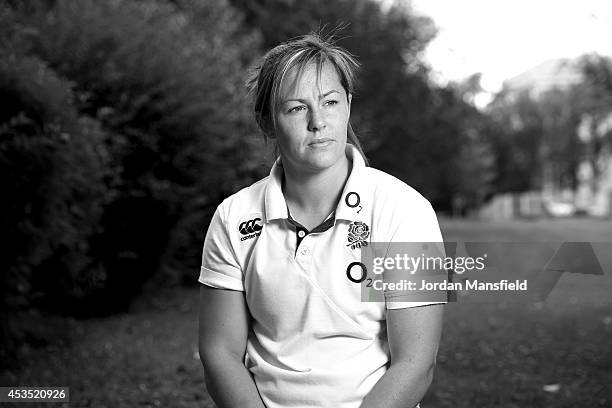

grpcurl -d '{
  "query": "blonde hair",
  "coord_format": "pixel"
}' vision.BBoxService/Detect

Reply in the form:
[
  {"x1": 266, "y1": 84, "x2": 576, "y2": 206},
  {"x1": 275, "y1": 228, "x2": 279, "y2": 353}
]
[{"x1": 246, "y1": 32, "x2": 367, "y2": 162}]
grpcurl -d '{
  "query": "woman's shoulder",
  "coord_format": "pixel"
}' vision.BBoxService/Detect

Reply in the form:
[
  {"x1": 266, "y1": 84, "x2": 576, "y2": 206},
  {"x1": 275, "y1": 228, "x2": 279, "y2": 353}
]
[
  {"x1": 362, "y1": 166, "x2": 432, "y2": 208},
  {"x1": 217, "y1": 175, "x2": 270, "y2": 219},
  {"x1": 362, "y1": 166, "x2": 442, "y2": 243}
]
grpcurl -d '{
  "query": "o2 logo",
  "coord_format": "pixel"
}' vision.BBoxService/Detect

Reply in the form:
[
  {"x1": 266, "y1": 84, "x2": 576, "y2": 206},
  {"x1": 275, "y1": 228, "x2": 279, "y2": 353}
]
[
  {"x1": 345, "y1": 192, "x2": 363, "y2": 213},
  {"x1": 346, "y1": 262, "x2": 373, "y2": 287}
]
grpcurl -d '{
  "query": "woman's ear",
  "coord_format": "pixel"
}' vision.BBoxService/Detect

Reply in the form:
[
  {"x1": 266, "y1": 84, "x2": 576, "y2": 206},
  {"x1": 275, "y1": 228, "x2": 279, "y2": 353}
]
[{"x1": 347, "y1": 93, "x2": 352, "y2": 113}]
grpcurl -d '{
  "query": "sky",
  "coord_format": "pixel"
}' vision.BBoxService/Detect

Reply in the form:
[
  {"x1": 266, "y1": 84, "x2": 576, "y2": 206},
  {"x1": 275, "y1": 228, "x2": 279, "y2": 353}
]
[{"x1": 407, "y1": 0, "x2": 612, "y2": 105}]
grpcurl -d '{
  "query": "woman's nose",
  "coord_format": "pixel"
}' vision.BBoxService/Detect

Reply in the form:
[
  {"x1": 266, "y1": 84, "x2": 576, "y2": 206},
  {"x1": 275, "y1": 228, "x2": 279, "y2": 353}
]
[{"x1": 308, "y1": 108, "x2": 327, "y2": 132}]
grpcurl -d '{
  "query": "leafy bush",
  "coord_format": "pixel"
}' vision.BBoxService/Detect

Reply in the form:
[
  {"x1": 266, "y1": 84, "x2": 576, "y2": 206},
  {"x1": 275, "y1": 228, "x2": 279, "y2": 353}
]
[
  {"x1": 2, "y1": 0, "x2": 266, "y2": 317},
  {"x1": 0, "y1": 50, "x2": 113, "y2": 363}
]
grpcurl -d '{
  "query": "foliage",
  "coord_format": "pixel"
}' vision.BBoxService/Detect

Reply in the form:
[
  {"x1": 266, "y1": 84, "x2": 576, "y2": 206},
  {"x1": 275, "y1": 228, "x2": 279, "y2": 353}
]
[
  {"x1": 579, "y1": 54, "x2": 612, "y2": 112},
  {"x1": 0, "y1": 50, "x2": 113, "y2": 360},
  {"x1": 488, "y1": 90, "x2": 551, "y2": 192},
  {"x1": 440, "y1": 81, "x2": 495, "y2": 212},
  {"x1": 1, "y1": 0, "x2": 264, "y2": 318}
]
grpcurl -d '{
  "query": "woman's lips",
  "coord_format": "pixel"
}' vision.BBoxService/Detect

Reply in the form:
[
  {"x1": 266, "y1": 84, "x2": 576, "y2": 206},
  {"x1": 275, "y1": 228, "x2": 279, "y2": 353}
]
[{"x1": 309, "y1": 138, "x2": 333, "y2": 147}]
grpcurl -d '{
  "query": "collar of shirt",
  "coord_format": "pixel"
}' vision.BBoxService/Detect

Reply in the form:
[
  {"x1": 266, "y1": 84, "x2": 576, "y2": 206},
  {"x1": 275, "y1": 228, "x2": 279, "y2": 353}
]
[{"x1": 263, "y1": 144, "x2": 367, "y2": 224}]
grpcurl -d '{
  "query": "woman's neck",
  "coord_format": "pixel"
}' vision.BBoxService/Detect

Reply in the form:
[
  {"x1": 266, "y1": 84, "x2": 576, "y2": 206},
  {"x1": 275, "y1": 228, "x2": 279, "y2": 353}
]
[{"x1": 282, "y1": 157, "x2": 351, "y2": 229}]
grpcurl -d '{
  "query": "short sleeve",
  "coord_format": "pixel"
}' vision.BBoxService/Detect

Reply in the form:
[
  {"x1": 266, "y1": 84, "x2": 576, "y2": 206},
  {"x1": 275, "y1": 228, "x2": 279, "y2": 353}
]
[
  {"x1": 385, "y1": 199, "x2": 448, "y2": 309},
  {"x1": 198, "y1": 205, "x2": 244, "y2": 291}
]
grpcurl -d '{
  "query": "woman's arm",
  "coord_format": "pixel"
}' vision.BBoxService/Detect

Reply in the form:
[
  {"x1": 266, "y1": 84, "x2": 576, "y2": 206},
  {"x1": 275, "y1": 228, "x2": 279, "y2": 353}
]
[
  {"x1": 359, "y1": 304, "x2": 444, "y2": 408},
  {"x1": 198, "y1": 285, "x2": 266, "y2": 408}
]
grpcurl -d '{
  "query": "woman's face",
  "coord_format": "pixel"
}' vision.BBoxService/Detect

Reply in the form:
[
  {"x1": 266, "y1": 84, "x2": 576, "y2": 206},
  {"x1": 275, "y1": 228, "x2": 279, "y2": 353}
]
[{"x1": 274, "y1": 60, "x2": 351, "y2": 175}]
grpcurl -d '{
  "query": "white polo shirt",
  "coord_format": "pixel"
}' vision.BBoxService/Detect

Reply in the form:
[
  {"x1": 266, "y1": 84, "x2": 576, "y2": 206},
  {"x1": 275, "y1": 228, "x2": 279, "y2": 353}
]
[{"x1": 199, "y1": 144, "x2": 445, "y2": 408}]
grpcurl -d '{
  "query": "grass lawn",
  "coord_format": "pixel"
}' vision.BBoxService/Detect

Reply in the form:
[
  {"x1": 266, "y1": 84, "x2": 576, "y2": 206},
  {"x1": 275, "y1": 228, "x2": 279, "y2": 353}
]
[{"x1": 2, "y1": 218, "x2": 611, "y2": 407}]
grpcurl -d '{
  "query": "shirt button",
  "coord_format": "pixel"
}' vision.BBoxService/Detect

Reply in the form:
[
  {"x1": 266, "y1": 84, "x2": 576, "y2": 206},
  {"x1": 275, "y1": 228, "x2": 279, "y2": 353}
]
[
  {"x1": 301, "y1": 248, "x2": 309, "y2": 255},
  {"x1": 297, "y1": 230, "x2": 306, "y2": 238}
]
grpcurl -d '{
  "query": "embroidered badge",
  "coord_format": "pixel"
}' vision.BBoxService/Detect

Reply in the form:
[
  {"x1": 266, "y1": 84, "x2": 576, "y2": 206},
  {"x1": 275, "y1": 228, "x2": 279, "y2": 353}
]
[{"x1": 346, "y1": 221, "x2": 370, "y2": 249}]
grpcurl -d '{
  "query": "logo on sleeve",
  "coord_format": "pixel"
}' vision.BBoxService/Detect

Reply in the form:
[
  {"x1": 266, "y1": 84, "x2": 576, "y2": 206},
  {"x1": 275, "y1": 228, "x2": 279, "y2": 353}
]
[
  {"x1": 347, "y1": 221, "x2": 370, "y2": 249},
  {"x1": 239, "y1": 217, "x2": 262, "y2": 241}
]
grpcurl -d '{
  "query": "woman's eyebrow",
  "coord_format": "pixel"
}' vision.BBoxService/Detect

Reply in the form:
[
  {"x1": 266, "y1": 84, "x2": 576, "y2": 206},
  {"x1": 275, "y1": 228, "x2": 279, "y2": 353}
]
[{"x1": 281, "y1": 90, "x2": 340, "y2": 104}]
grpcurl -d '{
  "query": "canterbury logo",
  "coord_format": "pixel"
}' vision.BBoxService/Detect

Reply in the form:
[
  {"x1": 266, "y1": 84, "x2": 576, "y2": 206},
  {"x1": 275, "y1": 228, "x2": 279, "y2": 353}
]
[{"x1": 239, "y1": 218, "x2": 262, "y2": 235}]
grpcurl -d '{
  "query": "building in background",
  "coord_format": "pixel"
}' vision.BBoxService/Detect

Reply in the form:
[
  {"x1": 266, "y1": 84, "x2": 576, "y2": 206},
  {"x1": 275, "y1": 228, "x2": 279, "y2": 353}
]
[
  {"x1": 479, "y1": 58, "x2": 612, "y2": 219},
  {"x1": 504, "y1": 58, "x2": 583, "y2": 97}
]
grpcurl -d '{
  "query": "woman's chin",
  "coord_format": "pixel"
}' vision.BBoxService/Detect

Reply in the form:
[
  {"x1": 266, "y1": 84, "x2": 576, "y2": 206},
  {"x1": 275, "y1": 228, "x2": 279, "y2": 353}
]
[{"x1": 303, "y1": 151, "x2": 347, "y2": 172}]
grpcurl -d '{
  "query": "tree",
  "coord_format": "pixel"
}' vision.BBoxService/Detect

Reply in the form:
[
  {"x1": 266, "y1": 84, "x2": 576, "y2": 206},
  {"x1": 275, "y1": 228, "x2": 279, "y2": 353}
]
[
  {"x1": 2, "y1": 0, "x2": 265, "y2": 315},
  {"x1": 0, "y1": 45, "x2": 112, "y2": 357}
]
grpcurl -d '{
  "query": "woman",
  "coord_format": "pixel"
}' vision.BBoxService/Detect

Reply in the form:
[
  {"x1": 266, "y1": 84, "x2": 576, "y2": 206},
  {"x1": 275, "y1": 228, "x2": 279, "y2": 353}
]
[{"x1": 198, "y1": 33, "x2": 446, "y2": 408}]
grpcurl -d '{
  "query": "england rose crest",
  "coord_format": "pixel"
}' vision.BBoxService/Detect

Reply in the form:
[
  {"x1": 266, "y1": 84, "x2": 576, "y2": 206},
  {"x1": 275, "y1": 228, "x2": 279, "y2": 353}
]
[{"x1": 346, "y1": 221, "x2": 370, "y2": 249}]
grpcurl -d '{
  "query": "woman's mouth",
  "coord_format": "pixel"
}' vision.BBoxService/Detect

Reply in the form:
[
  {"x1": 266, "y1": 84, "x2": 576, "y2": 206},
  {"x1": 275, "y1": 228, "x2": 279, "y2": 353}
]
[{"x1": 309, "y1": 138, "x2": 333, "y2": 147}]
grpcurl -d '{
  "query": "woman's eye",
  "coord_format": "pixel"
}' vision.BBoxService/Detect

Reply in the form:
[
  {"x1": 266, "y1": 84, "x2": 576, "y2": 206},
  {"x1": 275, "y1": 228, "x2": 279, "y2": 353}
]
[
  {"x1": 288, "y1": 105, "x2": 306, "y2": 113},
  {"x1": 324, "y1": 99, "x2": 339, "y2": 106}
]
